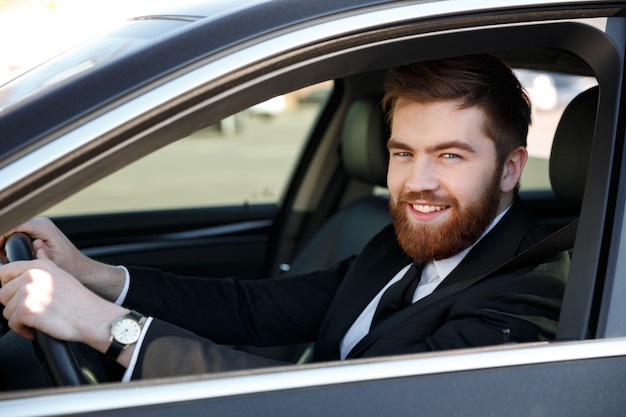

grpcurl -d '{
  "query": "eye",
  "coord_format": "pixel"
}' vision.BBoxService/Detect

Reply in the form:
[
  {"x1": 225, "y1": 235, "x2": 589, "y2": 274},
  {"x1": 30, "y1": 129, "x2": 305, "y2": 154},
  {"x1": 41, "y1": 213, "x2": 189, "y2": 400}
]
[
  {"x1": 391, "y1": 151, "x2": 412, "y2": 158},
  {"x1": 441, "y1": 153, "x2": 461, "y2": 160}
]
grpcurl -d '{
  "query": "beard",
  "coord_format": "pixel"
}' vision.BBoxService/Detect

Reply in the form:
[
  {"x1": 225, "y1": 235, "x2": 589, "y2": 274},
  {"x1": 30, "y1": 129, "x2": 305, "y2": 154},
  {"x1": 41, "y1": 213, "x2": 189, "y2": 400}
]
[{"x1": 390, "y1": 168, "x2": 503, "y2": 263}]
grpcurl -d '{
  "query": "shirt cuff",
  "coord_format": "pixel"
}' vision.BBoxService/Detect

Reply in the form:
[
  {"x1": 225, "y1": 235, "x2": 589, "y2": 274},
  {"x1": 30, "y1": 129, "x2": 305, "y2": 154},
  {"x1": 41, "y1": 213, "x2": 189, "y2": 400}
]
[
  {"x1": 121, "y1": 316, "x2": 153, "y2": 382},
  {"x1": 114, "y1": 265, "x2": 130, "y2": 306}
]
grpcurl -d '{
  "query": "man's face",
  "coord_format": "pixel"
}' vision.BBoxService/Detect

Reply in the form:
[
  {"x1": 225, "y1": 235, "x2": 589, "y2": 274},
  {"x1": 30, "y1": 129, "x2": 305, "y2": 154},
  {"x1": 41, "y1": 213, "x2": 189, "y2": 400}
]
[{"x1": 387, "y1": 99, "x2": 508, "y2": 262}]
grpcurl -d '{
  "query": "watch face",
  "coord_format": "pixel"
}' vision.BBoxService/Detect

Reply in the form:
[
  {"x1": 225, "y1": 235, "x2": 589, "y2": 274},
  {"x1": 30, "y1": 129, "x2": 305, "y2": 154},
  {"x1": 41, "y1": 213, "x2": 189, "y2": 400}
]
[{"x1": 112, "y1": 317, "x2": 141, "y2": 345}]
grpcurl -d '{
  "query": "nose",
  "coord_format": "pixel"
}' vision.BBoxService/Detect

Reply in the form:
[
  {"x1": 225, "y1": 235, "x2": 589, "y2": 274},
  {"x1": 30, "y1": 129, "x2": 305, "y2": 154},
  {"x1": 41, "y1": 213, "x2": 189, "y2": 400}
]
[{"x1": 404, "y1": 156, "x2": 439, "y2": 193}]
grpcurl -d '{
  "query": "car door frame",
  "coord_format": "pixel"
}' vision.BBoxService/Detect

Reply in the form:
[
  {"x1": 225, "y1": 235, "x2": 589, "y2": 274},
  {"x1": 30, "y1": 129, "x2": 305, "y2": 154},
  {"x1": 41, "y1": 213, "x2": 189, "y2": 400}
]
[{"x1": 2, "y1": 1, "x2": 626, "y2": 415}]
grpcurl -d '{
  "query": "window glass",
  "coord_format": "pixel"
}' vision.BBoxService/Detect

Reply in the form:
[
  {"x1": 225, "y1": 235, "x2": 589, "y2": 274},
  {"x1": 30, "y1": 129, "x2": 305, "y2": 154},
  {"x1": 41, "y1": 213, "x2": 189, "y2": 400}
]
[
  {"x1": 0, "y1": 19, "x2": 193, "y2": 112},
  {"x1": 44, "y1": 82, "x2": 333, "y2": 216},
  {"x1": 517, "y1": 69, "x2": 597, "y2": 191}
]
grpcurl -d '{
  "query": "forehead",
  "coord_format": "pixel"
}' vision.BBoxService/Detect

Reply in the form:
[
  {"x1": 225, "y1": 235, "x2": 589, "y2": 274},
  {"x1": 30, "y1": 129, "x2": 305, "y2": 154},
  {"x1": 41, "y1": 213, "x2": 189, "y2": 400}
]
[{"x1": 390, "y1": 99, "x2": 490, "y2": 145}]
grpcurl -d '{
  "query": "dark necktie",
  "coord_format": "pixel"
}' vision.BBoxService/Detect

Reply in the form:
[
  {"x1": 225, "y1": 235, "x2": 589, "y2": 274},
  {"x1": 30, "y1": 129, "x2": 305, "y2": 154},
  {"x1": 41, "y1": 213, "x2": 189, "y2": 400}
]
[{"x1": 371, "y1": 262, "x2": 423, "y2": 327}]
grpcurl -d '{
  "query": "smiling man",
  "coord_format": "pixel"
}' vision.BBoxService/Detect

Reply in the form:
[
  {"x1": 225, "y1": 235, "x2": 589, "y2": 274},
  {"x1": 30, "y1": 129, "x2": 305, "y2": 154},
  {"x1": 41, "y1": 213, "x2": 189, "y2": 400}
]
[
  {"x1": 387, "y1": 100, "x2": 514, "y2": 262},
  {"x1": 0, "y1": 54, "x2": 569, "y2": 382}
]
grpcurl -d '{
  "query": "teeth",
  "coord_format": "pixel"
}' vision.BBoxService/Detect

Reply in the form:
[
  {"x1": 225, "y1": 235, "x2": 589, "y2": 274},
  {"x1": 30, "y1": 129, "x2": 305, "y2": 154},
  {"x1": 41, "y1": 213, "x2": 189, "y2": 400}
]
[{"x1": 413, "y1": 204, "x2": 446, "y2": 213}]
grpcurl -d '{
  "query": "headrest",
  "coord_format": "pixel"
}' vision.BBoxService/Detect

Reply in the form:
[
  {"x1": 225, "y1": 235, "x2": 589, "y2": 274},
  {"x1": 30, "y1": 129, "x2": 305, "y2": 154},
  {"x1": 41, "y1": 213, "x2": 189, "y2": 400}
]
[
  {"x1": 341, "y1": 97, "x2": 389, "y2": 187},
  {"x1": 549, "y1": 86, "x2": 598, "y2": 213}
]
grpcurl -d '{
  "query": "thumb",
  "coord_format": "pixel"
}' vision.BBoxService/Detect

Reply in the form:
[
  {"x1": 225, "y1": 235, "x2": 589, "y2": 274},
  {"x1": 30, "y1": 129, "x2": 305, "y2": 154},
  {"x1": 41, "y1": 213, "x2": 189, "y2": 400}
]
[{"x1": 35, "y1": 248, "x2": 50, "y2": 261}]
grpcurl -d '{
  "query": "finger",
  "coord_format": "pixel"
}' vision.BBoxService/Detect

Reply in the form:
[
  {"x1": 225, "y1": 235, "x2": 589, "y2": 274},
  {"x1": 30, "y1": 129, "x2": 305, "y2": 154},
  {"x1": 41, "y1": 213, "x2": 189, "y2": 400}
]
[
  {"x1": 2, "y1": 218, "x2": 52, "y2": 248},
  {"x1": 24, "y1": 218, "x2": 57, "y2": 242},
  {"x1": 0, "y1": 261, "x2": 19, "y2": 287},
  {"x1": 35, "y1": 247, "x2": 49, "y2": 261},
  {"x1": 32, "y1": 238, "x2": 45, "y2": 254},
  {"x1": 1, "y1": 280, "x2": 19, "y2": 318},
  {"x1": 0, "y1": 274, "x2": 17, "y2": 306},
  {"x1": 7, "y1": 309, "x2": 35, "y2": 340},
  {"x1": 0, "y1": 276, "x2": 35, "y2": 340},
  {"x1": 0, "y1": 219, "x2": 35, "y2": 254},
  {"x1": 0, "y1": 259, "x2": 49, "y2": 289}
]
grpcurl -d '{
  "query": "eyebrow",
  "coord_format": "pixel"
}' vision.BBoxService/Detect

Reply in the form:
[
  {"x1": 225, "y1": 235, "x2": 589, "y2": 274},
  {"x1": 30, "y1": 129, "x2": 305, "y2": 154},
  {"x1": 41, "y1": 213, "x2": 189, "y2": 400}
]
[
  {"x1": 387, "y1": 138, "x2": 411, "y2": 150},
  {"x1": 428, "y1": 140, "x2": 477, "y2": 154},
  {"x1": 387, "y1": 138, "x2": 477, "y2": 154}
]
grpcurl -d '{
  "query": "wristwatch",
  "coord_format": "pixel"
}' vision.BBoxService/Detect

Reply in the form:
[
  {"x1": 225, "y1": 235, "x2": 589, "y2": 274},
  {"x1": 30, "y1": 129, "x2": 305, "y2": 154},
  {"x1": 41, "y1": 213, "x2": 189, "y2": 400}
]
[{"x1": 105, "y1": 310, "x2": 145, "y2": 360}]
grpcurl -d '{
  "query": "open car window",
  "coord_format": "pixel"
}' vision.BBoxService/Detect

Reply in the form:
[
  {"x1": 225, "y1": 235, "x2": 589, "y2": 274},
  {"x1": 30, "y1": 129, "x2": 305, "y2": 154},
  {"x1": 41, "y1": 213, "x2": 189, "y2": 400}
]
[
  {"x1": 43, "y1": 82, "x2": 333, "y2": 216},
  {"x1": 519, "y1": 69, "x2": 597, "y2": 192}
]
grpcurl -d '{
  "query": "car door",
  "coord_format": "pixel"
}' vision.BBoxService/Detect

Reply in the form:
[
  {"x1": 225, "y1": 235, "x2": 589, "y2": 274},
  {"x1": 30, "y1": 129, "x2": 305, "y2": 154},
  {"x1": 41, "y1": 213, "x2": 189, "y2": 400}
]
[{"x1": 3, "y1": 1, "x2": 626, "y2": 416}]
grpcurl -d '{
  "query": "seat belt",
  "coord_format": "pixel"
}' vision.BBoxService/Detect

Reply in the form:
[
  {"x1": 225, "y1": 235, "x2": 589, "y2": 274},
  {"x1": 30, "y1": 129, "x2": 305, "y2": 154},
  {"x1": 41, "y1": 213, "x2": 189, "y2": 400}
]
[
  {"x1": 484, "y1": 218, "x2": 578, "y2": 277},
  {"x1": 348, "y1": 219, "x2": 578, "y2": 358}
]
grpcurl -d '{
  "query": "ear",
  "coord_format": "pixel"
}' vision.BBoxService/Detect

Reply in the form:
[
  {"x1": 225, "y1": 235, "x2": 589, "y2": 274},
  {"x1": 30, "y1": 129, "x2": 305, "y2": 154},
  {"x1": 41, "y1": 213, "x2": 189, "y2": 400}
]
[{"x1": 500, "y1": 146, "x2": 528, "y2": 193}]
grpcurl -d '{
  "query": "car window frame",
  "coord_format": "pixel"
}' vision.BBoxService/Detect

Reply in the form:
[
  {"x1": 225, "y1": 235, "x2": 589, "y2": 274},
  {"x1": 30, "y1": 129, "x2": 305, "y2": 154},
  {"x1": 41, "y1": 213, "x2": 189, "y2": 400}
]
[{"x1": 1, "y1": 2, "x2": 625, "y2": 410}]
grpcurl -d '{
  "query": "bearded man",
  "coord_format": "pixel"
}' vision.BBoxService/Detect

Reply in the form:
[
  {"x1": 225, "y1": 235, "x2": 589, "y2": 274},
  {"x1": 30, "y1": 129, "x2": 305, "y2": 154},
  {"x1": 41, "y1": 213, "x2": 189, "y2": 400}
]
[{"x1": 0, "y1": 54, "x2": 569, "y2": 381}]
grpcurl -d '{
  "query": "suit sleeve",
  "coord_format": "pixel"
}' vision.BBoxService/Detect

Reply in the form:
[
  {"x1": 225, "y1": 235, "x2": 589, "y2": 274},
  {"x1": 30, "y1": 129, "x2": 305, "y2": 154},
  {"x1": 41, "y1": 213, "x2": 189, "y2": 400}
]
[
  {"x1": 130, "y1": 318, "x2": 290, "y2": 379},
  {"x1": 123, "y1": 257, "x2": 353, "y2": 346}
]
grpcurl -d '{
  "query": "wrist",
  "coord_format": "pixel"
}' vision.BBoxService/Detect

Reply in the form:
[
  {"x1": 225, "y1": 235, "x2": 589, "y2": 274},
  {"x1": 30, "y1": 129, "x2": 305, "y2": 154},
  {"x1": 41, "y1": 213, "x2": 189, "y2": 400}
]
[
  {"x1": 83, "y1": 304, "x2": 130, "y2": 355},
  {"x1": 107, "y1": 310, "x2": 147, "y2": 368},
  {"x1": 82, "y1": 263, "x2": 127, "y2": 302},
  {"x1": 83, "y1": 305, "x2": 147, "y2": 369},
  {"x1": 105, "y1": 310, "x2": 145, "y2": 358}
]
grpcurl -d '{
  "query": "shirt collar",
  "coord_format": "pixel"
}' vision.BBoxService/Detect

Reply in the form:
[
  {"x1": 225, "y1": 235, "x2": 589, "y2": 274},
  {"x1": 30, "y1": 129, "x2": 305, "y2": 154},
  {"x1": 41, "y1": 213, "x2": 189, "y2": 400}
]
[{"x1": 431, "y1": 204, "x2": 512, "y2": 280}]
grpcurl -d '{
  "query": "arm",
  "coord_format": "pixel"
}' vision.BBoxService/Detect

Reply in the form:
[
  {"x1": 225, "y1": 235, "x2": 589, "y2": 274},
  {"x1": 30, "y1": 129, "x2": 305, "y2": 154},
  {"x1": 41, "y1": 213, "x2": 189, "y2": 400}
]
[
  {"x1": 131, "y1": 318, "x2": 289, "y2": 379},
  {"x1": 0, "y1": 216, "x2": 350, "y2": 375},
  {"x1": 124, "y1": 257, "x2": 353, "y2": 346}
]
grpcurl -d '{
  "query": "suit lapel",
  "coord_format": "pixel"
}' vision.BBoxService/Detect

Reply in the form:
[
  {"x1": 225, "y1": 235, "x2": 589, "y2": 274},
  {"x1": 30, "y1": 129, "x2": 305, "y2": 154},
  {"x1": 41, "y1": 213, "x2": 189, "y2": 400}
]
[
  {"x1": 346, "y1": 198, "x2": 534, "y2": 359},
  {"x1": 438, "y1": 199, "x2": 533, "y2": 289},
  {"x1": 314, "y1": 225, "x2": 411, "y2": 360}
]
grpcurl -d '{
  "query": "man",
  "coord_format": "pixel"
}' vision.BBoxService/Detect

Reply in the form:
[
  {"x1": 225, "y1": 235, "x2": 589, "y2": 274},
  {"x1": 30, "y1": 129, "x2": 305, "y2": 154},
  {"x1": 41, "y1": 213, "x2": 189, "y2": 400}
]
[{"x1": 0, "y1": 54, "x2": 568, "y2": 381}]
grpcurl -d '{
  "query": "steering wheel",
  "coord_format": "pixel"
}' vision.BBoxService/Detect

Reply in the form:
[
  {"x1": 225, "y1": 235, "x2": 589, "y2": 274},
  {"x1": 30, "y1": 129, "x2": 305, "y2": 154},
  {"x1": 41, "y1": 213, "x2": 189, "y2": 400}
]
[{"x1": 4, "y1": 233, "x2": 84, "y2": 386}]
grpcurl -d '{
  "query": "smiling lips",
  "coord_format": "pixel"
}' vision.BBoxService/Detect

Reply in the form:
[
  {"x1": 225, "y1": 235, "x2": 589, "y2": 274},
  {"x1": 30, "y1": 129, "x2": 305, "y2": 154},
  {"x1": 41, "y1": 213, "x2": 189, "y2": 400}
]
[{"x1": 412, "y1": 203, "x2": 449, "y2": 213}]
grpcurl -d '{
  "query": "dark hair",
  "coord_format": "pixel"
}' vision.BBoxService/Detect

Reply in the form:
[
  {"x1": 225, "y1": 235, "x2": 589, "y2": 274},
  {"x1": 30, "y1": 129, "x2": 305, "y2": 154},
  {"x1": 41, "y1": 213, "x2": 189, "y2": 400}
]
[{"x1": 382, "y1": 54, "x2": 531, "y2": 164}]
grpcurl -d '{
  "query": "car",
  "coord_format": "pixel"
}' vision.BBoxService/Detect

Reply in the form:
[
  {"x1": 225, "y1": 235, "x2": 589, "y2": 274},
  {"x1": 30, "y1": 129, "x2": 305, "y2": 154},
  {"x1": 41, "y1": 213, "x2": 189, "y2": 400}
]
[{"x1": 1, "y1": 0, "x2": 626, "y2": 415}]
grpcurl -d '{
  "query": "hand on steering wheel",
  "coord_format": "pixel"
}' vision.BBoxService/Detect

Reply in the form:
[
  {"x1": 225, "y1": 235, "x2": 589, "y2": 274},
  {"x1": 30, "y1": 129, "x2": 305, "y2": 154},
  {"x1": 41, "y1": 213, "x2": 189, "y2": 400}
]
[{"x1": 3, "y1": 233, "x2": 84, "y2": 386}]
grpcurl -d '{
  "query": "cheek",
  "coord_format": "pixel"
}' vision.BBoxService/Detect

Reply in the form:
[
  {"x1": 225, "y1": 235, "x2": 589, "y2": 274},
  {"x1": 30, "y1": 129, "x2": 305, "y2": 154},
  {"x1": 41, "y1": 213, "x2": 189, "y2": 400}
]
[
  {"x1": 386, "y1": 165, "x2": 405, "y2": 197},
  {"x1": 446, "y1": 166, "x2": 496, "y2": 203}
]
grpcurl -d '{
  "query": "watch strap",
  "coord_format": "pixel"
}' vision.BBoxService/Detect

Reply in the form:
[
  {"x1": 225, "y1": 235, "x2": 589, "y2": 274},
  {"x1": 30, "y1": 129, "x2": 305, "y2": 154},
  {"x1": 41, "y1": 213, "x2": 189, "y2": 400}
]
[
  {"x1": 105, "y1": 338, "x2": 125, "y2": 359},
  {"x1": 125, "y1": 310, "x2": 143, "y2": 322}
]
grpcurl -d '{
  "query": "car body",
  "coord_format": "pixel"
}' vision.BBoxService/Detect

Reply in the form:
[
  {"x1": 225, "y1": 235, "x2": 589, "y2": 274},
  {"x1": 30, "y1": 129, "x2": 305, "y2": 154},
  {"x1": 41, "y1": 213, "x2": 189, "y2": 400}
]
[{"x1": 1, "y1": 0, "x2": 626, "y2": 415}]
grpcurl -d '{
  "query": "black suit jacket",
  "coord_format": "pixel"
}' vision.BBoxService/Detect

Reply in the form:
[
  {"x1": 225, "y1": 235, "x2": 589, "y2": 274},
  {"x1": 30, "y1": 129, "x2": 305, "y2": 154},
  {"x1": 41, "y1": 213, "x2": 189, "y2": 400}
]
[{"x1": 124, "y1": 198, "x2": 569, "y2": 379}]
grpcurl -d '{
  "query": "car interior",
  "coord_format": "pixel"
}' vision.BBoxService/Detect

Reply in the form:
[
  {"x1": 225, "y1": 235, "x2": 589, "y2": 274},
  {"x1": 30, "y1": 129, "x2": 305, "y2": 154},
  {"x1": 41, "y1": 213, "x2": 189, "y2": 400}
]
[
  {"x1": 1, "y1": 16, "x2": 612, "y2": 391},
  {"x1": 59, "y1": 55, "x2": 594, "y2": 353},
  {"x1": 239, "y1": 71, "x2": 598, "y2": 364}
]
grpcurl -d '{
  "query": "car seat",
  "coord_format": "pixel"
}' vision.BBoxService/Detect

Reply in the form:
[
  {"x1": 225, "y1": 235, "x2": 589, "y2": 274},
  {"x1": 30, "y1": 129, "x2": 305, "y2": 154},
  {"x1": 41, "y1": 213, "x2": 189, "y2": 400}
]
[
  {"x1": 549, "y1": 86, "x2": 599, "y2": 342},
  {"x1": 283, "y1": 96, "x2": 392, "y2": 277},
  {"x1": 239, "y1": 96, "x2": 391, "y2": 362},
  {"x1": 549, "y1": 85, "x2": 598, "y2": 215}
]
